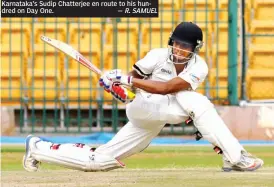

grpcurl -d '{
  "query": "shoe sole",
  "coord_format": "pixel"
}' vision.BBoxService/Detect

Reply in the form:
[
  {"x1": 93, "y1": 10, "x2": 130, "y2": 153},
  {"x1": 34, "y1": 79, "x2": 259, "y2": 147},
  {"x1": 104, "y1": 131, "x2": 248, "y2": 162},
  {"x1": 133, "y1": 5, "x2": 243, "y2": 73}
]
[
  {"x1": 222, "y1": 167, "x2": 233, "y2": 172},
  {"x1": 222, "y1": 160, "x2": 264, "y2": 172}
]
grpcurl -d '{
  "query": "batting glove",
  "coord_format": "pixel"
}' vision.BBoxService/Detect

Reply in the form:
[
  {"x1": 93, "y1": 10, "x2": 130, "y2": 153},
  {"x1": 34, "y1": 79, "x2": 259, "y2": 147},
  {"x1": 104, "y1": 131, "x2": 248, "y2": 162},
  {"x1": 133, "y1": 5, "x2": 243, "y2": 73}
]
[
  {"x1": 100, "y1": 69, "x2": 133, "y2": 88},
  {"x1": 99, "y1": 76, "x2": 111, "y2": 92},
  {"x1": 110, "y1": 84, "x2": 134, "y2": 104}
]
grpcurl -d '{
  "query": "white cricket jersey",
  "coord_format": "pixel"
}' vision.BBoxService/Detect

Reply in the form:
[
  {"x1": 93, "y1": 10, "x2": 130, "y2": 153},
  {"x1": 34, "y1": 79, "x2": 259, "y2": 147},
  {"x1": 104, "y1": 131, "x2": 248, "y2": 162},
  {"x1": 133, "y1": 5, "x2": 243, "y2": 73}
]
[{"x1": 133, "y1": 48, "x2": 208, "y2": 93}]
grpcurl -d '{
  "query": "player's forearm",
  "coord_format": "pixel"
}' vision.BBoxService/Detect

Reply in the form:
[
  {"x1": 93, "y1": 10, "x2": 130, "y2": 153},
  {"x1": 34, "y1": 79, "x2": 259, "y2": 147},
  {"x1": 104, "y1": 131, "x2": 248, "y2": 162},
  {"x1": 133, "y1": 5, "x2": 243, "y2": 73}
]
[
  {"x1": 121, "y1": 72, "x2": 191, "y2": 94},
  {"x1": 132, "y1": 78, "x2": 169, "y2": 94},
  {"x1": 131, "y1": 77, "x2": 191, "y2": 94}
]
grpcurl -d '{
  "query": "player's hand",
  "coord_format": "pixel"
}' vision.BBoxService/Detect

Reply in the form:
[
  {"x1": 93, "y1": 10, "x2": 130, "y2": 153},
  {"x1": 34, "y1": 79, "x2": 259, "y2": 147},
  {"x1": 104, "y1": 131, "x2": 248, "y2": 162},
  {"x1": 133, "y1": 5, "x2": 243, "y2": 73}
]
[
  {"x1": 110, "y1": 84, "x2": 134, "y2": 104},
  {"x1": 99, "y1": 73, "x2": 111, "y2": 93},
  {"x1": 99, "y1": 69, "x2": 133, "y2": 91}
]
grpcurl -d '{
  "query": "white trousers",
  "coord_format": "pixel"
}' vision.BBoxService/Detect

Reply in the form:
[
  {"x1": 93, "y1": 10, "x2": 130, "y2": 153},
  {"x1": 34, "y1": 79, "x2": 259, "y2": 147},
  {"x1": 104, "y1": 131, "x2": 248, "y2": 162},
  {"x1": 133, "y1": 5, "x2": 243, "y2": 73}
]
[
  {"x1": 96, "y1": 91, "x2": 245, "y2": 164},
  {"x1": 95, "y1": 92, "x2": 188, "y2": 160}
]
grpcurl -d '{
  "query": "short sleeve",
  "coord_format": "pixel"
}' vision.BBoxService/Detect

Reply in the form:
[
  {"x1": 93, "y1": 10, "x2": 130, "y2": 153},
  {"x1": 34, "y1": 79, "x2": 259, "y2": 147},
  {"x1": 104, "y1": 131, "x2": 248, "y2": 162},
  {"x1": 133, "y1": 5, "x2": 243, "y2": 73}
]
[
  {"x1": 178, "y1": 61, "x2": 208, "y2": 90},
  {"x1": 133, "y1": 49, "x2": 159, "y2": 78}
]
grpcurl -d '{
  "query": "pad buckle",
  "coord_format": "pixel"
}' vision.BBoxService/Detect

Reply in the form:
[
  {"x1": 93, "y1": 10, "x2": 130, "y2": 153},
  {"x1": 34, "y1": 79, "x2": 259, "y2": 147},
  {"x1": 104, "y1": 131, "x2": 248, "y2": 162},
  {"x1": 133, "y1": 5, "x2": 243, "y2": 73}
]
[{"x1": 213, "y1": 146, "x2": 223, "y2": 154}]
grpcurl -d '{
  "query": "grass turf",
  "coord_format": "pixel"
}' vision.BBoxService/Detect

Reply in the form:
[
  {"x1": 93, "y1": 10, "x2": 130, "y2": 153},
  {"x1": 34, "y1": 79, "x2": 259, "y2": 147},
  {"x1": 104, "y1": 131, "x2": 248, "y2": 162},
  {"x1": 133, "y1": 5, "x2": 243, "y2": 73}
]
[
  {"x1": 2, "y1": 146, "x2": 274, "y2": 187},
  {"x1": 2, "y1": 145, "x2": 274, "y2": 170}
]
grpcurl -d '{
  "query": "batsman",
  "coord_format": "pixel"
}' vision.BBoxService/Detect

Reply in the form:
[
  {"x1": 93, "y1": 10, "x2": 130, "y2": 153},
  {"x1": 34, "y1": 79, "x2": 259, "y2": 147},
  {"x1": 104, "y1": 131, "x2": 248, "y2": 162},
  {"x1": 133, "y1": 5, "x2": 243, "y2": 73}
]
[{"x1": 23, "y1": 22, "x2": 263, "y2": 172}]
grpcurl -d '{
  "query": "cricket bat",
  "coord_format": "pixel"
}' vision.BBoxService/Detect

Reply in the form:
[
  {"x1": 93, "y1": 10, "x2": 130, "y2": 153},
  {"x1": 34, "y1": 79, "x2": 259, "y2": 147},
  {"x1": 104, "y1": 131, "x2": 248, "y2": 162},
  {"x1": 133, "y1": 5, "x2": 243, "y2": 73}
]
[{"x1": 40, "y1": 35, "x2": 135, "y2": 100}]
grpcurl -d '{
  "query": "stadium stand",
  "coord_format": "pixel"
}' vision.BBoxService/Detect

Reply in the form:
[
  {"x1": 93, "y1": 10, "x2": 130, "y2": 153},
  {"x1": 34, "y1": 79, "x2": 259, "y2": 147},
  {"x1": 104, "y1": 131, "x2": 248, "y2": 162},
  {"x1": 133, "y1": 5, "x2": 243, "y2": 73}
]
[
  {"x1": 28, "y1": 45, "x2": 63, "y2": 103},
  {"x1": 252, "y1": 0, "x2": 274, "y2": 21},
  {"x1": 247, "y1": 69, "x2": 274, "y2": 99},
  {"x1": 1, "y1": 23, "x2": 31, "y2": 55},
  {"x1": 69, "y1": 23, "x2": 103, "y2": 48},
  {"x1": 104, "y1": 45, "x2": 137, "y2": 72},
  {"x1": 141, "y1": 23, "x2": 174, "y2": 48},
  {"x1": 1, "y1": 44, "x2": 28, "y2": 104},
  {"x1": 1, "y1": 0, "x2": 274, "y2": 106},
  {"x1": 249, "y1": 20, "x2": 274, "y2": 45},
  {"x1": 209, "y1": 69, "x2": 241, "y2": 100},
  {"x1": 180, "y1": 0, "x2": 215, "y2": 23},
  {"x1": 105, "y1": 23, "x2": 139, "y2": 47},
  {"x1": 33, "y1": 23, "x2": 67, "y2": 44},
  {"x1": 63, "y1": 71, "x2": 97, "y2": 107},
  {"x1": 248, "y1": 44, "x2": 274, "y2": 69}
]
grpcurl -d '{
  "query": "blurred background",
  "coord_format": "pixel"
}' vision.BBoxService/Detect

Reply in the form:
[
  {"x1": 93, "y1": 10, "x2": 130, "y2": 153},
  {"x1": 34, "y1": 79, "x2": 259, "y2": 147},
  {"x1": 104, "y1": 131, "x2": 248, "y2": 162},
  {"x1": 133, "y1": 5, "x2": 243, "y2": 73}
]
[{"x1": 1, "y1": 0, "x2": 274, "y2": 138}]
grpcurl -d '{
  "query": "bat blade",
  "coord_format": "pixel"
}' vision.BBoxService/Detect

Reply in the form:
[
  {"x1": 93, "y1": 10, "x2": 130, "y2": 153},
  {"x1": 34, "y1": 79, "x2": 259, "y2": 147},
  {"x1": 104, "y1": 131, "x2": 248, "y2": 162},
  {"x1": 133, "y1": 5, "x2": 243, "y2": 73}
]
[
  {"x1": 40, "y1": 35, "x2": 136, "y2": 101},
  {"x1": 40, "y1": 35, "x2": 102, "y2": 75}
]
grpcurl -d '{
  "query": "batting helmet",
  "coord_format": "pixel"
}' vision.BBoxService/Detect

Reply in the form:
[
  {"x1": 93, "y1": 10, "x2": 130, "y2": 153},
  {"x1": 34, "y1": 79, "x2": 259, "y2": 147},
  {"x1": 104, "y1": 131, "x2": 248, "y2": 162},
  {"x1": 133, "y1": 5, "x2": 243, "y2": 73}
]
[{"x1": 168, "y1": 22, "x2": 204, "y2": 64}]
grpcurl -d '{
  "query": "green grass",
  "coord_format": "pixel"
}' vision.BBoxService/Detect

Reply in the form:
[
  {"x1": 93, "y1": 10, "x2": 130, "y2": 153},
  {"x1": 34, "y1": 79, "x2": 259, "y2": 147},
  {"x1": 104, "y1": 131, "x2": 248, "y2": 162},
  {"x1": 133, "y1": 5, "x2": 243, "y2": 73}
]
[
  {"x1": 2, "y1": 146, "x2": 274, "y2": 187},
  {"x1": 2, "y1": 146, "x2": 274, "y2": 171}
]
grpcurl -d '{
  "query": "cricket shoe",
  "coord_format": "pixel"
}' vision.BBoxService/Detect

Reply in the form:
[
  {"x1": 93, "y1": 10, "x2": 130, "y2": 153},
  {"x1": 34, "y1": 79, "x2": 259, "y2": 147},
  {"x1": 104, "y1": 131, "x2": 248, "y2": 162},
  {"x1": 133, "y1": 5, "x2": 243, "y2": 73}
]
[
  {"x1": 22, "y1": 135, "x2": 41, "y2": 172},
  {"x1": 222, "y1": 151, "x2": 264, "y2": 172}
]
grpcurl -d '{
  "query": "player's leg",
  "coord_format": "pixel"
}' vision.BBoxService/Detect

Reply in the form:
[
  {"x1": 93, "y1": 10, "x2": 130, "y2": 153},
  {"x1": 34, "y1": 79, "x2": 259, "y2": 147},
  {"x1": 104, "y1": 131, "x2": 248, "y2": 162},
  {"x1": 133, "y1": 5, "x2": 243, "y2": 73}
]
[
  {"x1": 176, "y1": 91, "x2": 263, "y2": 171},
  {"x1": 23, "y1": 93, "x2": 185, "y2": 172},
  {"x1": 196, "y1": 108, "x2": 263, "y2": 171},
  {"x1": 23, "y1": 135, "x2": 123, "y2": 172},
  {"x1": 23, "y1": 94, "x2": 166, "y2": 172},
  {"x1": 23, "y1": 120, "x2": 165, "y2": 172},
  {"x1": 95, "y1": 93, "x2": 187, "y2": 160},
  {"x1": 95, "y1": 121, "x2": 165, "y2": 160}
]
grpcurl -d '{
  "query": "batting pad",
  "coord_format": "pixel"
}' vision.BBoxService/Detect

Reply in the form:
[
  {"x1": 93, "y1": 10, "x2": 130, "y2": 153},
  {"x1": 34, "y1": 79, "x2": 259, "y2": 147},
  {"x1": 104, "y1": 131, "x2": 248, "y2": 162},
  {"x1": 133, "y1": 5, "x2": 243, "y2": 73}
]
[
  {"x1": 175, "y1": 91, "x2": 245, "y2": 164},
  {"x1": 32, "y1": 143, "x2": 124, "y2": 172},
  {"x1": 194, "y1": 108, "x2": 245, "y2": 164}
]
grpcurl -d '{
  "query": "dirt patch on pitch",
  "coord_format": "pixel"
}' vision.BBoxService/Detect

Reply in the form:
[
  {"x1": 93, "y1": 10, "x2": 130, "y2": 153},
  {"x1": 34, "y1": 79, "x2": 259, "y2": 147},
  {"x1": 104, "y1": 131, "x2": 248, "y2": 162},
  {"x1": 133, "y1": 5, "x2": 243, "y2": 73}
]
[{"x1": 2, "y1": 168, "x2": 274, "y2": 187}]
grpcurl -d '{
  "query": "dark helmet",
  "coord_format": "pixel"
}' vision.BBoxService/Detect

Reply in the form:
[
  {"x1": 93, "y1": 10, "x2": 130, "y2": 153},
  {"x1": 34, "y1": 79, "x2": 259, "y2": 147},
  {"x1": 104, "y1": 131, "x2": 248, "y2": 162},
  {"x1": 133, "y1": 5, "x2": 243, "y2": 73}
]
[{"x1": 168, "y1": 22, "x2": 203, "y2": 53}]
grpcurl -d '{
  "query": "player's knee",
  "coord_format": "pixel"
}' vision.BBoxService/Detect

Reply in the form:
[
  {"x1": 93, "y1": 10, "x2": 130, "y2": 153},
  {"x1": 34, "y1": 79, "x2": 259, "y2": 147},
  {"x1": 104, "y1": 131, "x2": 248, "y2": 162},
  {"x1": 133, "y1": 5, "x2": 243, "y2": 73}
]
[{"x1": 175, "y1": 91, "x2": 213, "y2": 119}]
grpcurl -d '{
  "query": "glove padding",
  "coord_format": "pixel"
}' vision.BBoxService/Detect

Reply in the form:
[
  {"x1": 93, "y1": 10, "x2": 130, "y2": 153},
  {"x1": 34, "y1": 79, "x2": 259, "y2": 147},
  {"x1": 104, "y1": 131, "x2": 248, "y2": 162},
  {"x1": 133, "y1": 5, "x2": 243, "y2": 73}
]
[
  {"x1": 110, "y1": 84, "x2": 134, "y2": 104},
  {"x1": 99, "y1": 77, "x2": 111, "y2": 93},
  {"x1": 99, "y1": 69, "x2": 133, "y2": 92},
  {"x1": 99, "y1": 69, "x2": 134, "y2": 103}
]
